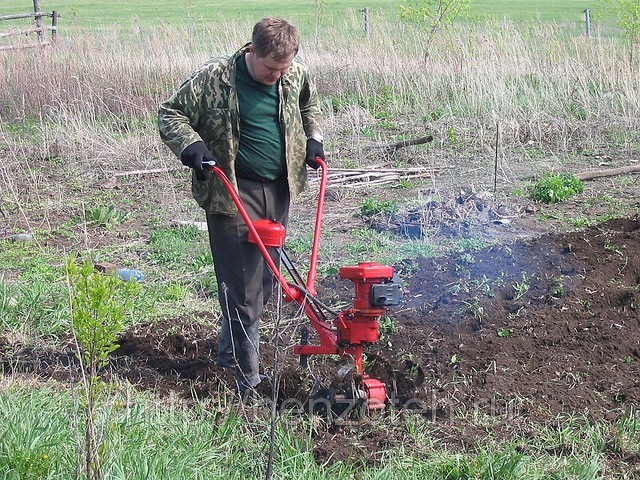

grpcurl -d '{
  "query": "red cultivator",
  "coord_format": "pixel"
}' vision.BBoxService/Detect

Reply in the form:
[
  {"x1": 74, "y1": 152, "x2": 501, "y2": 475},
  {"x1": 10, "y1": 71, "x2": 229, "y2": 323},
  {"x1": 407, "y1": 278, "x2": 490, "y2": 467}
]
[{"x1": 206, "y1": 159, "x2": 402, "y2": 413}]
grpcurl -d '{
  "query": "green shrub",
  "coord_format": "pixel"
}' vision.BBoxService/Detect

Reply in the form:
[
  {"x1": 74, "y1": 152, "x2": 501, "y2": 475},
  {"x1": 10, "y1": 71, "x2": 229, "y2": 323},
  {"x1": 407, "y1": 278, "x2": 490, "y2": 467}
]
[
  {"x1": 360, "y1": 198, "x2": 398, "y2": 217},
  {"x1": 66, "y1": 256, "x2": 139, "y2": 480},
  {"x1": 529, "y1": 173, "x2": 584, "y2": 204},
  {"x1": 84, "y1": 205, "x2": 128, "y2": 229}
]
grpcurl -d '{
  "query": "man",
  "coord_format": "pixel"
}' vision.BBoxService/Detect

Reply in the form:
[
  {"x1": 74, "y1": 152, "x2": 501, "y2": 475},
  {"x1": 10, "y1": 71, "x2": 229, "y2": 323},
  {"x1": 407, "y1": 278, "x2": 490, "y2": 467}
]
[{"x1": 158, "y1": 17, "x2": 325, "y2": 401}]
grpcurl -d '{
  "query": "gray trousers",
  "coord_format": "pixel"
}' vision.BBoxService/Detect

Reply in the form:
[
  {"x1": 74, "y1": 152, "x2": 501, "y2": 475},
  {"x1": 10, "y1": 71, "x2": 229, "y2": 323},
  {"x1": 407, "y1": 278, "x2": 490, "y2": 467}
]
[{"x1": 206, "y1": 176, "x2": 290, "y2": 392}]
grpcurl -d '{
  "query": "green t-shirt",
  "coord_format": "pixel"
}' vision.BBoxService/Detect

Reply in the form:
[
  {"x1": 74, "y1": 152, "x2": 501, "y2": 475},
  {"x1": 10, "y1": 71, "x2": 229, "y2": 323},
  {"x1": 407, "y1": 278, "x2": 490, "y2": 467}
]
[{"x1": 235, "y1": 55, "x2": 285, "y2": 180}]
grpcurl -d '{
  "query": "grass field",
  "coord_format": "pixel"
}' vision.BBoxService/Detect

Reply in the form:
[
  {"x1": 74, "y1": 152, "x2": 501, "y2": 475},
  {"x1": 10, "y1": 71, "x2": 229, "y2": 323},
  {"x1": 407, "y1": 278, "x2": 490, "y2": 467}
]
[{"x1": 2, "y1": 0, "x2": 598, "y2": 29}]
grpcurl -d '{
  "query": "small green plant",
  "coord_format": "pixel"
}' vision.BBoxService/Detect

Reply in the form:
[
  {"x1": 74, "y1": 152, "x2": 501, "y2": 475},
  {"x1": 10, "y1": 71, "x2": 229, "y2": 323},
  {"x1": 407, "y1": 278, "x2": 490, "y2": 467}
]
[
  {"x1": 510, "y1": 186, "x2": 527, "y2": 197},
  {"x1": 395, "y1": 239, "x2": 436, "y2": 260},
  {"x1": 579, "y1": 299, "x2": 593, "y2": 311},
  {"x1": 450, "y1": 353, "x2": 461, "y2": 367},
  {"x1": 191, "y1": 252, "x2": 214, "y2": 270},
  {"x1": 379, "y1": 315, "x2": 396, "y2": 335},
  {"x1": 620, "y1": 355, "x2": 633, "y2": 364},
  {"x1": 456, "y1": 237, "x2": 487, "y2": 251},
  {"x1": 164, "y1": 281, "x2": 189, "y2": 301},
  {"x1": 398, "y1": 0, "x2": 471, "y2": 58},
  {"x1": 473, "y1": 275, "x2": 495, "y2": 297},
  {"x1": 604, "y1": 239, "x2": 624, "y2": 255},
  {"x1": 286, "y1": 234, "x2": 314, "y2": 254},
  {"x1": 359, "y1": 198, "x2": 398, "y2": 217},
  {"x1": 396, "y1": 178, "x2": 414, "y2": 189},
  {"x1": 461, "y1": 297, "x2": 484, "y2": 319},
  {"x1": 424, "y1": 107, "x2": 446, "y2": 121},
  {"x1": 360, "y1": 125, "x2": 380, "y2": 139},
  {"x1": 570, "y1": 217, "x2": 593, "y2": 228},
  {"x1": 493, "y1": 271, "x2": 507, "y2": 288},
  {"x1": 457, "y1": 253, "x2": 476, "y2": 266},
  {"x1": 378, "y1": 118, "x2": 397, "y2": 130},
  {"x1": 84, "y1": 205, "x2": 127, "y2": 229},
  {"x1": 66, "y1": 256, "x2": 138, "y2": 480},
  {"x1": 507, "y1": 307, "x2": 528, "y2": 321},
  {"x1": 529, "y1": 172, "x2": 584, "y2": 204},
  {"x1": 497, "y1": 328, "x2": 512, "y2": 338},
  {"x1": 446, "y1": 125, "x2": 459, "y2": 144},
  {"x1": 513, "y1": 273, "x2": 531, "y2": 300},
  {"x1": 551, "y1": 277, "x2": 565, "y2": 297}
]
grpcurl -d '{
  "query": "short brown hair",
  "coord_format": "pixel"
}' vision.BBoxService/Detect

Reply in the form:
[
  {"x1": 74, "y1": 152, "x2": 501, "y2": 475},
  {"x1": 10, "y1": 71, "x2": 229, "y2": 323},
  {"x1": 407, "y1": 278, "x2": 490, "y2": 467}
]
[{"x1": 251, "y1": 17, "x2": 300, "y2": 60}]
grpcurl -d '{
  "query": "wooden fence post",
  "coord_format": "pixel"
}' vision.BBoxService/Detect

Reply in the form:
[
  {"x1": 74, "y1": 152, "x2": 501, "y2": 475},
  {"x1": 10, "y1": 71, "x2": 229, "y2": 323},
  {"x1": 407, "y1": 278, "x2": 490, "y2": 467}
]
[
  {"x1": 33, "y1": 0, "x2": 45, "y2": 44},
  {"x1": 583, "y1": 9, "x2": 591, "y2": 37},
  {"x1": 361, "y1": 8, "x2": 370, "y2": 37},
  {"x1": 52, "y1": 10, "x2": 58, "y2": 42},
  {"x1": 0, "y1": 7, "x2": 58, "y2": 50}
]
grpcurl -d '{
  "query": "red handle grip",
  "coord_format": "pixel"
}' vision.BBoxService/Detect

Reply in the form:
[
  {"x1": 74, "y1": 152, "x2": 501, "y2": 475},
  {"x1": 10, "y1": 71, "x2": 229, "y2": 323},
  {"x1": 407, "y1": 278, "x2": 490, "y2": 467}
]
[{"x1": 306, "y1": 157, "x2": 327, "y2": 295}]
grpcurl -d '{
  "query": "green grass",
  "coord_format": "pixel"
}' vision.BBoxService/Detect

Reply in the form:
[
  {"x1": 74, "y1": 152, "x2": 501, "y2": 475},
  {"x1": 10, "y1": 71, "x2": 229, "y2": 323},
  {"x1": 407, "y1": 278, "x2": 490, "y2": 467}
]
[
  {"x1": 0, "y1": 242, "x2": 69, "y2": 336},
  {"x1": 147, "y1": 225, "x2": 211, "y2": 271},
  {"x1": 470, "y1": 0, "x2": 597, "y2": 21},
  {"x1": 0, "y1": 384, "x2": 637, "y2": 479},
  {"x1": 0, "y1": 233, "x2": 216, "y2": 338},
  {"x1": 360, "y1": 198, "x2": 399, "y2": 217},
  {"x1": 0, "y1": 276, "x2": 69, "y2": 336},
  {"x1": 2, "y1": 0, "x2": 598, "y2": 30}
]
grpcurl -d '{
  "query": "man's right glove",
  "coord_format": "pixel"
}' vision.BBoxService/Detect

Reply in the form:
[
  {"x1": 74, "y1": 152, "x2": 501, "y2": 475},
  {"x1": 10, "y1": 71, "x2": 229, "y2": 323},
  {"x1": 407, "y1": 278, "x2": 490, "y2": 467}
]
[
  {"x1": 180, "y1": 141, "x2": 216, "y2": 181},
  {"x1": 305, "y1": 138, "x2": 325, "y2": 170}
]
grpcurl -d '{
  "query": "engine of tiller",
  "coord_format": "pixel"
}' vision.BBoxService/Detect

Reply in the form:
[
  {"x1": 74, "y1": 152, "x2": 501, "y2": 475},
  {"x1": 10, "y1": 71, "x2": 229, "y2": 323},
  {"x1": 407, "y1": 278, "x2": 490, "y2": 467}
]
[{"x1": 294, "y1": 262, "x2": 402, "y2": 411}]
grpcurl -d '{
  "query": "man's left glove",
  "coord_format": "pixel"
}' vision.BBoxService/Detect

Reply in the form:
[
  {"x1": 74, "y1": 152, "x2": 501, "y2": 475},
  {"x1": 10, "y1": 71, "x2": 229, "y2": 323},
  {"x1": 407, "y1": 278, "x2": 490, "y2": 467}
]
[
  {"x1": 180, "y1": 141, "x2": 215, "y2": 181},
  {"x1": 305, "y1": 138, "x2": 325, "y2": 169}
]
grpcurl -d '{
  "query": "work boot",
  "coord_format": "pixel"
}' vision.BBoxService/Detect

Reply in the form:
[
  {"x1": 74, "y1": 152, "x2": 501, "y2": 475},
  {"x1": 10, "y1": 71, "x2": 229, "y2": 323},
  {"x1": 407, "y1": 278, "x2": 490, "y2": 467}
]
[
  {"x1": 216, "y1": 350, "x2": 236, "y2": 370},
  {"x1": 216, "y1": 359, "x2": 236, "y2": 370},
  {"x1": 258, "y1": 373, "x2": 273, "y2": 389},
  {"x1": 238, "y1": 387, "x2": 273, "y2": 408}
]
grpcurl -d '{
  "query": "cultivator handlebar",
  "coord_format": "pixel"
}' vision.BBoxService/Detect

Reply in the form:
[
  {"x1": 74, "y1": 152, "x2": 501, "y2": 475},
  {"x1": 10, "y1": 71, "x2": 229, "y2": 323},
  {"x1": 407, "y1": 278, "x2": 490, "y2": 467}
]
[{"x1": 204, "y1": 158, "x2": 402, "y2": 412}]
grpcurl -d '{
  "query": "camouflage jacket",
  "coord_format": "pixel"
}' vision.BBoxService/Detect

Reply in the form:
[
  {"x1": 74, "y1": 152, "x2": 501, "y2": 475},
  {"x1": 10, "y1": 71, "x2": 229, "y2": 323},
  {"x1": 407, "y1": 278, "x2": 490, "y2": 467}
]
[{"x1": 158, "y1": 43, "x2": 323, "y2": 216}]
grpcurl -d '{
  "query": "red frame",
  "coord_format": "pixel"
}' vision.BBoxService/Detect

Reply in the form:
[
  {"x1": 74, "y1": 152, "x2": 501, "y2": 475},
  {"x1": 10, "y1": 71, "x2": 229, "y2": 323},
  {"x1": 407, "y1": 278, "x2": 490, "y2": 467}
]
[{"x1": 208, "y1": 160, "x2": 389, "y2": 409}]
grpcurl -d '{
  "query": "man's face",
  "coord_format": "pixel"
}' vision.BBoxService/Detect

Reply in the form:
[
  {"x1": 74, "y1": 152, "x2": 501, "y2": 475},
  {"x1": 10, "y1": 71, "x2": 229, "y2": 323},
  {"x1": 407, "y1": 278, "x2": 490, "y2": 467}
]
[{"x1": 246, "y1": 47, "x2": 295, "y2": 85}]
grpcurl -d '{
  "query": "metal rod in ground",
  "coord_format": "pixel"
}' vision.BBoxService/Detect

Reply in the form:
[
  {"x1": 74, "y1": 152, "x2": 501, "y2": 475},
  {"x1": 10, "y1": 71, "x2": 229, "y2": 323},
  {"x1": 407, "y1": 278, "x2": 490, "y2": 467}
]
[{"x1": 494, "y1": 123, "x2": 499, "y2": 194}]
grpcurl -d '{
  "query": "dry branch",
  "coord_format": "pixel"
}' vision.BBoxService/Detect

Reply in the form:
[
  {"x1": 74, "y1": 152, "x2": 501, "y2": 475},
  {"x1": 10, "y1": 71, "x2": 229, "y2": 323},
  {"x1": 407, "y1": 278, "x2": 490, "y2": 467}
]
[
  {"x1": 113, "y1": 166, "x2": 180, "y2": 177},
  {"x1": 0, "y1": 26, "x2": 53, "y2": 38},
  {"x1": 113, "y1": 163, "x2": 445, "y2": 189},
  {"x1": 0, "y1": 42, "x2": 50, "y2": 51},
  {"x1": 576, "y1": 164, "x2": 640, "y2": 181},
  {"x1": 362, "y1": 135, "x2": 434, "y2": 155},
  {"x1": 0, "y1": 12, "x2": 54, "y2": 21},
  {"x1": 309, "y1": 165, "x2": 446, "y2": 188}
]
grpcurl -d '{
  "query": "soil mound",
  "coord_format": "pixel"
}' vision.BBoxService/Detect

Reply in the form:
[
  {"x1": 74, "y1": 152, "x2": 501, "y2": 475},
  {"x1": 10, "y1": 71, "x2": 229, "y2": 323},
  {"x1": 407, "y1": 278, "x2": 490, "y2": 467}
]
[{"x1": 2, "y1": 216, "x2": 639, "y2": 465}]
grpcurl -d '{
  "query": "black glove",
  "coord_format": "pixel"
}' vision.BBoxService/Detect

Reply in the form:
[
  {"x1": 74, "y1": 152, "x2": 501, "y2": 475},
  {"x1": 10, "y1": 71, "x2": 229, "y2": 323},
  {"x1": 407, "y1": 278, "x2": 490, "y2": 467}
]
[
  {"x1": 180, "y1": 141, "x2": 216, "y2": 181},
  {"x1": 305, "y1": 138, "x2": 325, "y2": 169}
]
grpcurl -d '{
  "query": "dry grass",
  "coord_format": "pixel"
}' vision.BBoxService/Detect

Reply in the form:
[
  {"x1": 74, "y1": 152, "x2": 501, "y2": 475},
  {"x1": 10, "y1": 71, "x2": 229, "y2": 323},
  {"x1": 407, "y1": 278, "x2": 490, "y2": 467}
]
[
  {"x1": 1, "y1": 18, "x2": 638, "y2": 145},
  {"x1": 1, "y1": 17, "x2": 638, "y2": 226}
]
